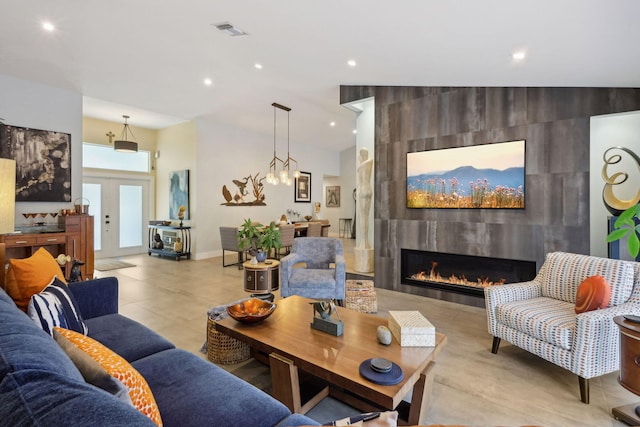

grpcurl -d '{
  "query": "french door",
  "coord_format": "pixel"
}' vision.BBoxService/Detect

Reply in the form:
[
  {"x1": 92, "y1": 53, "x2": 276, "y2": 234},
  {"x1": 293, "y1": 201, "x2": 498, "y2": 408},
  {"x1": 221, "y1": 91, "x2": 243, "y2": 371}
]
[{"x1": 82, "y1": 175, "x2": 152, "y2": 258}]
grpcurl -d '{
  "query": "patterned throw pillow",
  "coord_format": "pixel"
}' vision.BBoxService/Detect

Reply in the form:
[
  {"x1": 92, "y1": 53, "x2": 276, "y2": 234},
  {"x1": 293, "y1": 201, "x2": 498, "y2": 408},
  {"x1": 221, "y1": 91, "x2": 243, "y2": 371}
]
[
  {"x1": 5, "y1": 247, "x2": 67, "y2": 311},
  {"x1": 27, "y1": 277, "x2": 88, "y2": 336},
  {"x1": 54, "y1": 327, "x2": 163, "y2": 426},
  {"x1": 575, "y1": 275, "x2": 611, "y2": 314},
  {"x1": 53, "y1": 329, "x2": 132, "y2": 405}
]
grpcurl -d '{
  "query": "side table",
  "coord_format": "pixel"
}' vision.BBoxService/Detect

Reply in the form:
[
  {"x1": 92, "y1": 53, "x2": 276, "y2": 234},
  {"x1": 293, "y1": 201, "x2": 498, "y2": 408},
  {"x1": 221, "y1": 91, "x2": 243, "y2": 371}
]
[
  {"x1": 243, "y1": 259, "x2": 280, "y2": 301},
  {"x1": 613, "y1": 315, "x2": 640, "y2": 425}
]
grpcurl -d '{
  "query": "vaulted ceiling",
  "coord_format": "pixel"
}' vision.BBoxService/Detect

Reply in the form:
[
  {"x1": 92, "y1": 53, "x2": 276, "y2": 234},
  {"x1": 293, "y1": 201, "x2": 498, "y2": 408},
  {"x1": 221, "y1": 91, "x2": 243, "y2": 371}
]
[{"x1": 2, "y1": 1, "x2": 639, "y2": 151}]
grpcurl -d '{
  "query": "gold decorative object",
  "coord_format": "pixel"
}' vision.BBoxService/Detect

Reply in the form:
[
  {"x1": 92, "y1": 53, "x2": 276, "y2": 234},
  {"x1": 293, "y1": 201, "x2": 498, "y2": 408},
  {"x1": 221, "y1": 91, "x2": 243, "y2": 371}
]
[{"x1": 601, "y1": 146, "x2": 640, "y2": 216}]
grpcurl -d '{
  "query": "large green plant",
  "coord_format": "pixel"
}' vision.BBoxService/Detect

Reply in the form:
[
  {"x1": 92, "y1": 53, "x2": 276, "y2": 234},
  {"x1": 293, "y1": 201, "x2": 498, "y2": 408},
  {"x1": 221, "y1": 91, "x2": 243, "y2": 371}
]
[
  {"x1": 237, "y1": 218, "x2": 261, "y2": 255},
  {"x1": 606, "y1": 204, "x2": 640, "y2": 259},
  {"x1": 259, "y1": 222, "x2": 282, "y2": 256}
]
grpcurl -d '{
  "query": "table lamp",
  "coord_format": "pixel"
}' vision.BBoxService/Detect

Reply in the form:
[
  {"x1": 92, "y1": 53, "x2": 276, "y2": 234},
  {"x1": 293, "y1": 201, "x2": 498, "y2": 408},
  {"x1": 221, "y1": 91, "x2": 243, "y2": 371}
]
[{"x1": 0, "y1": 158, "x2": 16, "y2": 286}]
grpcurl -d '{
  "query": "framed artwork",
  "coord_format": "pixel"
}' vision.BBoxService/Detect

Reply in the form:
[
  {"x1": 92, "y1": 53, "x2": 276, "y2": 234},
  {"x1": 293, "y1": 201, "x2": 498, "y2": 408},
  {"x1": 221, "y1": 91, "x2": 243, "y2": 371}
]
[
  {"x1": 326, "y1": 186, "x2": 340, "y2": 207},
  {"x1": 0, "y1": 124, "x2": 71, "y2": 202},
  {"x1": 169, "y1": 169, "x2": 190, "y2": 219},
  {"x1": 294, "y1": 171, "x2": 311, "y2": 203},
  {"x1": 406, "y1": 140, "x2": 525, "y2": 209}
]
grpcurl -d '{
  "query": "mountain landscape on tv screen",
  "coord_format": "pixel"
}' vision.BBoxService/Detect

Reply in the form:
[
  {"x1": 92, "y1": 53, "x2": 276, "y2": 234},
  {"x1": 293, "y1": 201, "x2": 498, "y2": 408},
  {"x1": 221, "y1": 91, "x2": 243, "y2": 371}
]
[
  {"x1": 407, "y1": 165, "x2": 525, "y2": 209},
  {"x1": 407, "y1": 165, "x2": 525, "y2": 192}
]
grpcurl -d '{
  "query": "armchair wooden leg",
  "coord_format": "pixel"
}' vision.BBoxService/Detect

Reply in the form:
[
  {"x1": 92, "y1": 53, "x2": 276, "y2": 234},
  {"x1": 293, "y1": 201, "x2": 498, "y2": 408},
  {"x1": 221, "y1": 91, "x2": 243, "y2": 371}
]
[
  {"x1": 491, "y1": 337, "x2": 501, "y2": 354},
  {"x1": 579, "y1": 376, "x2": 589, "y2": 404}
]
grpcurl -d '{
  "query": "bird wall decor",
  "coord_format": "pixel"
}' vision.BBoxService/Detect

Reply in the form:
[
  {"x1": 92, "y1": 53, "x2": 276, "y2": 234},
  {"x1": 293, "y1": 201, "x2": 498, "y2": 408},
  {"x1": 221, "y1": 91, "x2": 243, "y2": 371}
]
[{"x1": 221, "y1": 172, "x2": 267, "y2": 206}]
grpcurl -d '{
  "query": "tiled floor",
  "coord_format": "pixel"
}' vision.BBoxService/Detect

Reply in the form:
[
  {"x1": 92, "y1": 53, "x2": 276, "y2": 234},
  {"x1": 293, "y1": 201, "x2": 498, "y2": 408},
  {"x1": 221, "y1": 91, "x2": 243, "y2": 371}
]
[{"x1": 96, "y1": 239, "x2": 636, "y2": 426}]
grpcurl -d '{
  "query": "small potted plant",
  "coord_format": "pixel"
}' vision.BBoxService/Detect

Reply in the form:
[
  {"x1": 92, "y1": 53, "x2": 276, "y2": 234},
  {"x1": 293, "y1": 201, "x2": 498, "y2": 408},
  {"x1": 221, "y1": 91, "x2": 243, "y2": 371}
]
[
  {"x1": 606, "y1": 203, "x2": 640, "y2": 259},
  {"x1": 259, "y1": 222, "x2": 282, "y2": 260},
  {"x1": 237, "y1": 218, "x2": 261, "y2": 264}
]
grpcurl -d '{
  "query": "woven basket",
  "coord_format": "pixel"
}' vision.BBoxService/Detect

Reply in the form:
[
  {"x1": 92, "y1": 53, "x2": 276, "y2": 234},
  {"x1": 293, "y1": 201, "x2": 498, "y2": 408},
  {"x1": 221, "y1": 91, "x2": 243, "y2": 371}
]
[
  {"x1": 345, "y1": 280, "x2": 377, "y2": 313},
  {"x1": 207, "y1": 316, "x2": 251, "y2": 364}
]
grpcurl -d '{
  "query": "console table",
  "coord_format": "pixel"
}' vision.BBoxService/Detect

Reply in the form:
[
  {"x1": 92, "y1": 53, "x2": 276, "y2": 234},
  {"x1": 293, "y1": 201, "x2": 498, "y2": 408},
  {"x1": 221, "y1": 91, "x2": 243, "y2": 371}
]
[
  {"x1": 148, "y1": 224, "x2": 191, "y2": 261},
  {"x1": 1, "y1": 214, "x2": 94, "y2": 280}
]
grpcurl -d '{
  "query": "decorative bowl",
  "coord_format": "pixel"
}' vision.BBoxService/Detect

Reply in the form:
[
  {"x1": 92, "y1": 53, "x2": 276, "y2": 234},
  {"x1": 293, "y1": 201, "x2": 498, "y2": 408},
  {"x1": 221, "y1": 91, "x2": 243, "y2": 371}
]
[
  {"x1": 226, "y1": 298, "x2": 276, "y2": 323},
  {"x1": 304, "y1": 215, "x2": 313, "y2": 221},
  {"x1": 163, "y1": 220, "x2": 172, "y2": 226}
]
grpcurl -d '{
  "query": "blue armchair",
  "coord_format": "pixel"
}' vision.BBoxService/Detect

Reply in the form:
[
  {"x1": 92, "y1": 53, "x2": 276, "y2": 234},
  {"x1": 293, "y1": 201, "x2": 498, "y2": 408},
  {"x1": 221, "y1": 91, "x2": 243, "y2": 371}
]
[{"x1": 280, "y1": 237, "x2": 346, "y2": 300}]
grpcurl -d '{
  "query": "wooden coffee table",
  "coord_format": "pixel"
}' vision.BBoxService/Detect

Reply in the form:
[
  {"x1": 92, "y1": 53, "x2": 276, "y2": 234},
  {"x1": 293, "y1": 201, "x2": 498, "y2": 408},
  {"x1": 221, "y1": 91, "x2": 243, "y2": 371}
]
[{"x1": 216, "y1": 296, "x2": 447, "y2": 424}]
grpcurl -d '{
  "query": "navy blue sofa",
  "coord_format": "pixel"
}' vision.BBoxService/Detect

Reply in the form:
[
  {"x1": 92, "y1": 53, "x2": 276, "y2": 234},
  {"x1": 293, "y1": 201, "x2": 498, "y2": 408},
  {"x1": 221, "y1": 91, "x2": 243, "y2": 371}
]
[{"x1": 0, "y1": 277, "x2": 319, "y2": 427}]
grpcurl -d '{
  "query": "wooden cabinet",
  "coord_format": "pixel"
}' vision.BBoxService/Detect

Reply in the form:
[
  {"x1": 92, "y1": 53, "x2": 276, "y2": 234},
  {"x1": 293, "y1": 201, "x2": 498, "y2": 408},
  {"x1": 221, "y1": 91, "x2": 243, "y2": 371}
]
[
  {"x1": 0, "y1": 215, "x2": 94, "y2": 280},
  {"x1": 59, "y1": 215, "x2": 94, "y2": 280}
]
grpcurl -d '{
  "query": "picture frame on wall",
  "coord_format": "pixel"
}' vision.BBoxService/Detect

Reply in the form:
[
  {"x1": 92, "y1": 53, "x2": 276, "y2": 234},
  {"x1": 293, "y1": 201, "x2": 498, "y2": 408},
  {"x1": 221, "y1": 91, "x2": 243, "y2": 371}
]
[
  {"x1": 326, "y1": 186, "x2": 340, "y2": 207},
  {"x1": 294, "y1": 171, "x2": 311, "y2": 203},
  {"x1": 0, "y1": 124, "x2": 71, "y2": 202},
  {"x1": 169, "y1": 169, "x2": 190, "y2": 219}
]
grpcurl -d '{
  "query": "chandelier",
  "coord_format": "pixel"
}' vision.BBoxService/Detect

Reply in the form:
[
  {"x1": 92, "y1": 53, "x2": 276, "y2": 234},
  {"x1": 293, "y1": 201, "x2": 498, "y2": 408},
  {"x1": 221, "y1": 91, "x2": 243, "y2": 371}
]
[
  {"x1": 113, "y1": 115, "x2": 139, "y2": 153},
  {"x1": 266, "y1": 103, "x2": 299, "y2": 185}
]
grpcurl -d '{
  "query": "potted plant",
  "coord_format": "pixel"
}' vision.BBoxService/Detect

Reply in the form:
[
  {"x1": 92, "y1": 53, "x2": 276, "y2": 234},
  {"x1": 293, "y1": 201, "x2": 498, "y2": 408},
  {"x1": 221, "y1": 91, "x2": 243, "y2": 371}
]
[
  {"x1": 606, "y1": 204, "x2": 640, "y2": 259},
  {"x1": 237, "y1": 219, "x2": 261, "y2": 263},
  {"x1": 259, "y1": 222, "x2": 282, "y2": 260}
]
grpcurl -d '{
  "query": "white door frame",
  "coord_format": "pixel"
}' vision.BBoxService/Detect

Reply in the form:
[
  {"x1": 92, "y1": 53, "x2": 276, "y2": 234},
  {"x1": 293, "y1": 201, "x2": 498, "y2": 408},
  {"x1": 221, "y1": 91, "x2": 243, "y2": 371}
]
[{"x1": 83, "y1": 170, "x2": 155, "y2": 258}]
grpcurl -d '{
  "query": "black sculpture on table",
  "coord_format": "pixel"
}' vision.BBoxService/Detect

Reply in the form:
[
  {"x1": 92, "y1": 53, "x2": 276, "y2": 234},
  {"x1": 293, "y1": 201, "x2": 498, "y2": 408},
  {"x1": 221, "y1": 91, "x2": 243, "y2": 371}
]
[{"x1": 68, "y1": 259, "x2": 84, "y2": 282}]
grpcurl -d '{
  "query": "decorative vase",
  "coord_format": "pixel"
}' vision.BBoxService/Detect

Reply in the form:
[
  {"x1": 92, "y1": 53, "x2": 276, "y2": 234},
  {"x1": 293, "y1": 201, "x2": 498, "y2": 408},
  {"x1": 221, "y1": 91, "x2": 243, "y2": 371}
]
[
  {"x1": 256, "y1": 250, "x2": 267, "y2": 263},
  {"x1": 250, "y1": 255, "x2": 258, "y2": 265}
]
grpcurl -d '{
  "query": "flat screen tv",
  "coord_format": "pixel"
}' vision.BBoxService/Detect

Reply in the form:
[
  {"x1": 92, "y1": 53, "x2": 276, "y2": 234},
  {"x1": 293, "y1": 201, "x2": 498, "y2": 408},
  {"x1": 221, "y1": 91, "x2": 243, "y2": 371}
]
[{"x1": 407, "y1": 140, "x2": 525, "y2": 209}]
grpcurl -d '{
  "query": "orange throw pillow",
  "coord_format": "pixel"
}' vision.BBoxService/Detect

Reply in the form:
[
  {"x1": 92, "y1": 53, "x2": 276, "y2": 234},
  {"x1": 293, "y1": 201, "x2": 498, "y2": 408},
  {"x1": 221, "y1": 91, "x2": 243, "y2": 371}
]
[
  {"x1": 5, "y1": 247, "x2": 67, "y2": 311},
  {"x1": 575, "y1": 275, "x2": 611, "y2": 314},
  {"x1": 55, "y1": 327, "x2": 163, "y2": 426}
]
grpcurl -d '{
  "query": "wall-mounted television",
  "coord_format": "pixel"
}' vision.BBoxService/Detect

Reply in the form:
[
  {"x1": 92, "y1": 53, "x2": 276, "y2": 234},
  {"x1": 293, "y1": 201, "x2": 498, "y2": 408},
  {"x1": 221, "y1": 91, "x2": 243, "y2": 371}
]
[{"x1": 407, "y1": 140, "x2": 525, "y2": 209}]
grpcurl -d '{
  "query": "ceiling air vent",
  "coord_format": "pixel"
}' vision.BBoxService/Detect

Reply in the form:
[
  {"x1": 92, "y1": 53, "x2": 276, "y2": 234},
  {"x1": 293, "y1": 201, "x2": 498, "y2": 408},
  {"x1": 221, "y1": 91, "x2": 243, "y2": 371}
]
[{"x1": 213, "y1": 22, "x2": 248, "y2": 37}]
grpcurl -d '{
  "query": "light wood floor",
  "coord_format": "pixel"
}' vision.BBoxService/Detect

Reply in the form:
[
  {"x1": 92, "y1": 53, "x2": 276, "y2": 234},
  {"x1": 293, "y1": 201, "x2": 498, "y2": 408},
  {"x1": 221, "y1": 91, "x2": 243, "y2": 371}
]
[{"x1": 96, "y1": 239, "x2": 635, "y2": 426}]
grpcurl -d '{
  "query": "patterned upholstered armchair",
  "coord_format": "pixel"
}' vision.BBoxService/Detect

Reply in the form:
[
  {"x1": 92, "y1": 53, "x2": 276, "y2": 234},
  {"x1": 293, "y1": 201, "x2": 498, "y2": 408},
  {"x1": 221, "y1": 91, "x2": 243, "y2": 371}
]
[
  {"x1": 280, "y1": 237, "x2": 346, "y2": 301},
  {"x1": 485, "y1": 252, "x2": 640, "y2": 403}
]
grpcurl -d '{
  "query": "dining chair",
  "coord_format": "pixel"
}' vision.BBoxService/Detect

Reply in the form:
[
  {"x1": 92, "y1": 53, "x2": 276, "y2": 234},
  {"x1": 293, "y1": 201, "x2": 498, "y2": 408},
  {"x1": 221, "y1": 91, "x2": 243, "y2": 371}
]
[
  {"x1": 277, "y1": 224, "x2": 295, "y2": 259},
  {"x1": 306, "y1": 221, "x2": 322, "y2": 237},
  {"x1": 219, "y1": 226, "x2": 243, "y2": 269}
]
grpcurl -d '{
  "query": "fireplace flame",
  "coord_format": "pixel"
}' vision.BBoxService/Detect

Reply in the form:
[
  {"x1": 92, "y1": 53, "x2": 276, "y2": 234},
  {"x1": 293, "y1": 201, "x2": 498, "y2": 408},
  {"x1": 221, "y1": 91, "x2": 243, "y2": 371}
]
[{"x1": 411, "y1": 265, "x2": 506, "y2": 288}]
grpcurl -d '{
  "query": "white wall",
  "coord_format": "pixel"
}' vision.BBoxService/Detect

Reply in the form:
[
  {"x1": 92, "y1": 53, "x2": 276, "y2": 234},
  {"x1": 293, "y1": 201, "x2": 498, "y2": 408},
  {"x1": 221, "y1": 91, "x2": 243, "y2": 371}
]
[
  {"x1": 320, "y1": 146, "x2": 357, "y2": 237},
  {"x1": 0, "y1": 74, "x2": 83, "y2": 227},
  {"x1": 590, "y1": 111, "x2": 640, "y2": 259},
  {"x1": 194, "y1": 118, "x2": 341, "y2": 259}
]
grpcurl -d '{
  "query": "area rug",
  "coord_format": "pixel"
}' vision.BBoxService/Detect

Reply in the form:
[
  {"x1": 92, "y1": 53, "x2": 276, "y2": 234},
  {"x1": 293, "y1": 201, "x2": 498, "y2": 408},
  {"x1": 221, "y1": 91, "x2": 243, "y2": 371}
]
[{"x1": 94, "y1": 259, "x2": 136, "y2": 271}]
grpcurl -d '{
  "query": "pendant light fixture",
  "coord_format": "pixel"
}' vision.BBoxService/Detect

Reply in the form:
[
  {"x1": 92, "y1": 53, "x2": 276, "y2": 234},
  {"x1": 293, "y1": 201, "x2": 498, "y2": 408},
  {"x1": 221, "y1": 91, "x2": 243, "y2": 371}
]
[
  {"x1": 266, "y1": 102, "x2": 299, "y2": 186},
  {"x1": 113, "y1": 115, "x2": 139, "y2": 153}
]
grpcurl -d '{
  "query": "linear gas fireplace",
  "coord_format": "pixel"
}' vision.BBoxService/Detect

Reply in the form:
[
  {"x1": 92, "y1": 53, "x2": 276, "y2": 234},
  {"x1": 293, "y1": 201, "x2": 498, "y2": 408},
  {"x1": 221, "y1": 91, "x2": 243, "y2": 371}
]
[{"x1": 401, "y1": 249, "x2": 537, "y2": 302}]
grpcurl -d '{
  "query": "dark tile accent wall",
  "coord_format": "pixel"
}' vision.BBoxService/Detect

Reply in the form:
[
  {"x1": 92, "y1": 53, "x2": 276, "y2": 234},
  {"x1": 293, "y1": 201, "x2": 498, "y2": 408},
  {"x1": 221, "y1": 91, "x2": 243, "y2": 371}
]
[{"x1": 340, "y1": 86, "x2": 640, "y2": 297}]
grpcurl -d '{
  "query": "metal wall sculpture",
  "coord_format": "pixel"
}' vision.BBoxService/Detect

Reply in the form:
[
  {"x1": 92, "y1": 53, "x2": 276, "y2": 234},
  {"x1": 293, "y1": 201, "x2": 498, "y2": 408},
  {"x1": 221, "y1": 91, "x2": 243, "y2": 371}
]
[
  {"x1": 601, "y1": 146, "x2": 640, "y2": 216},
  {"x1": 221, "y1": 172, "x2": 266, "y2": 206}
]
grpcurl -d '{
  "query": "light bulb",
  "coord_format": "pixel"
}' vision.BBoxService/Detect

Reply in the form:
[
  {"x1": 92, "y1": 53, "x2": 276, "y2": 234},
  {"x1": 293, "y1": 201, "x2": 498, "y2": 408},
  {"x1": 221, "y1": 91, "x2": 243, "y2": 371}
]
[
  {"x1": 293, "y1": 170, "x2": 300, "y2": 178},
  {"x1": 279, "y1": 170, "x2": 289, "y2": 181},
  {"x1": 285, "y1": 178, "x2": 293, "y2": 186}
]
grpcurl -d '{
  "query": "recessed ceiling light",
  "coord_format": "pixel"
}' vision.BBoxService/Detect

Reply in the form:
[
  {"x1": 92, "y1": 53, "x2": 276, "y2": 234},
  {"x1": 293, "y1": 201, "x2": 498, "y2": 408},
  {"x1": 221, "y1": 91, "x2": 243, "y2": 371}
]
[
  {"x1": 512, "y1": 50, "x2": 526, "y2": 61},
  {"x1": 330, "y1": 122, "x2": 336, "y2": 127},
  {"x1": 347, "y1": 59, "x2": 357, "y2": 67},
  {"x1": 352, "y1": 129, "x2": 358, "y2": 134},
  {"x1": 254, "y1": 63, "x2": 263, "y2": 70},
  {"x1": 42, "y1": 21, "x2": 55, "y2": 32},
  {"x1": 204, "y1": 78, "x2": 213, "y2": 86}
]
